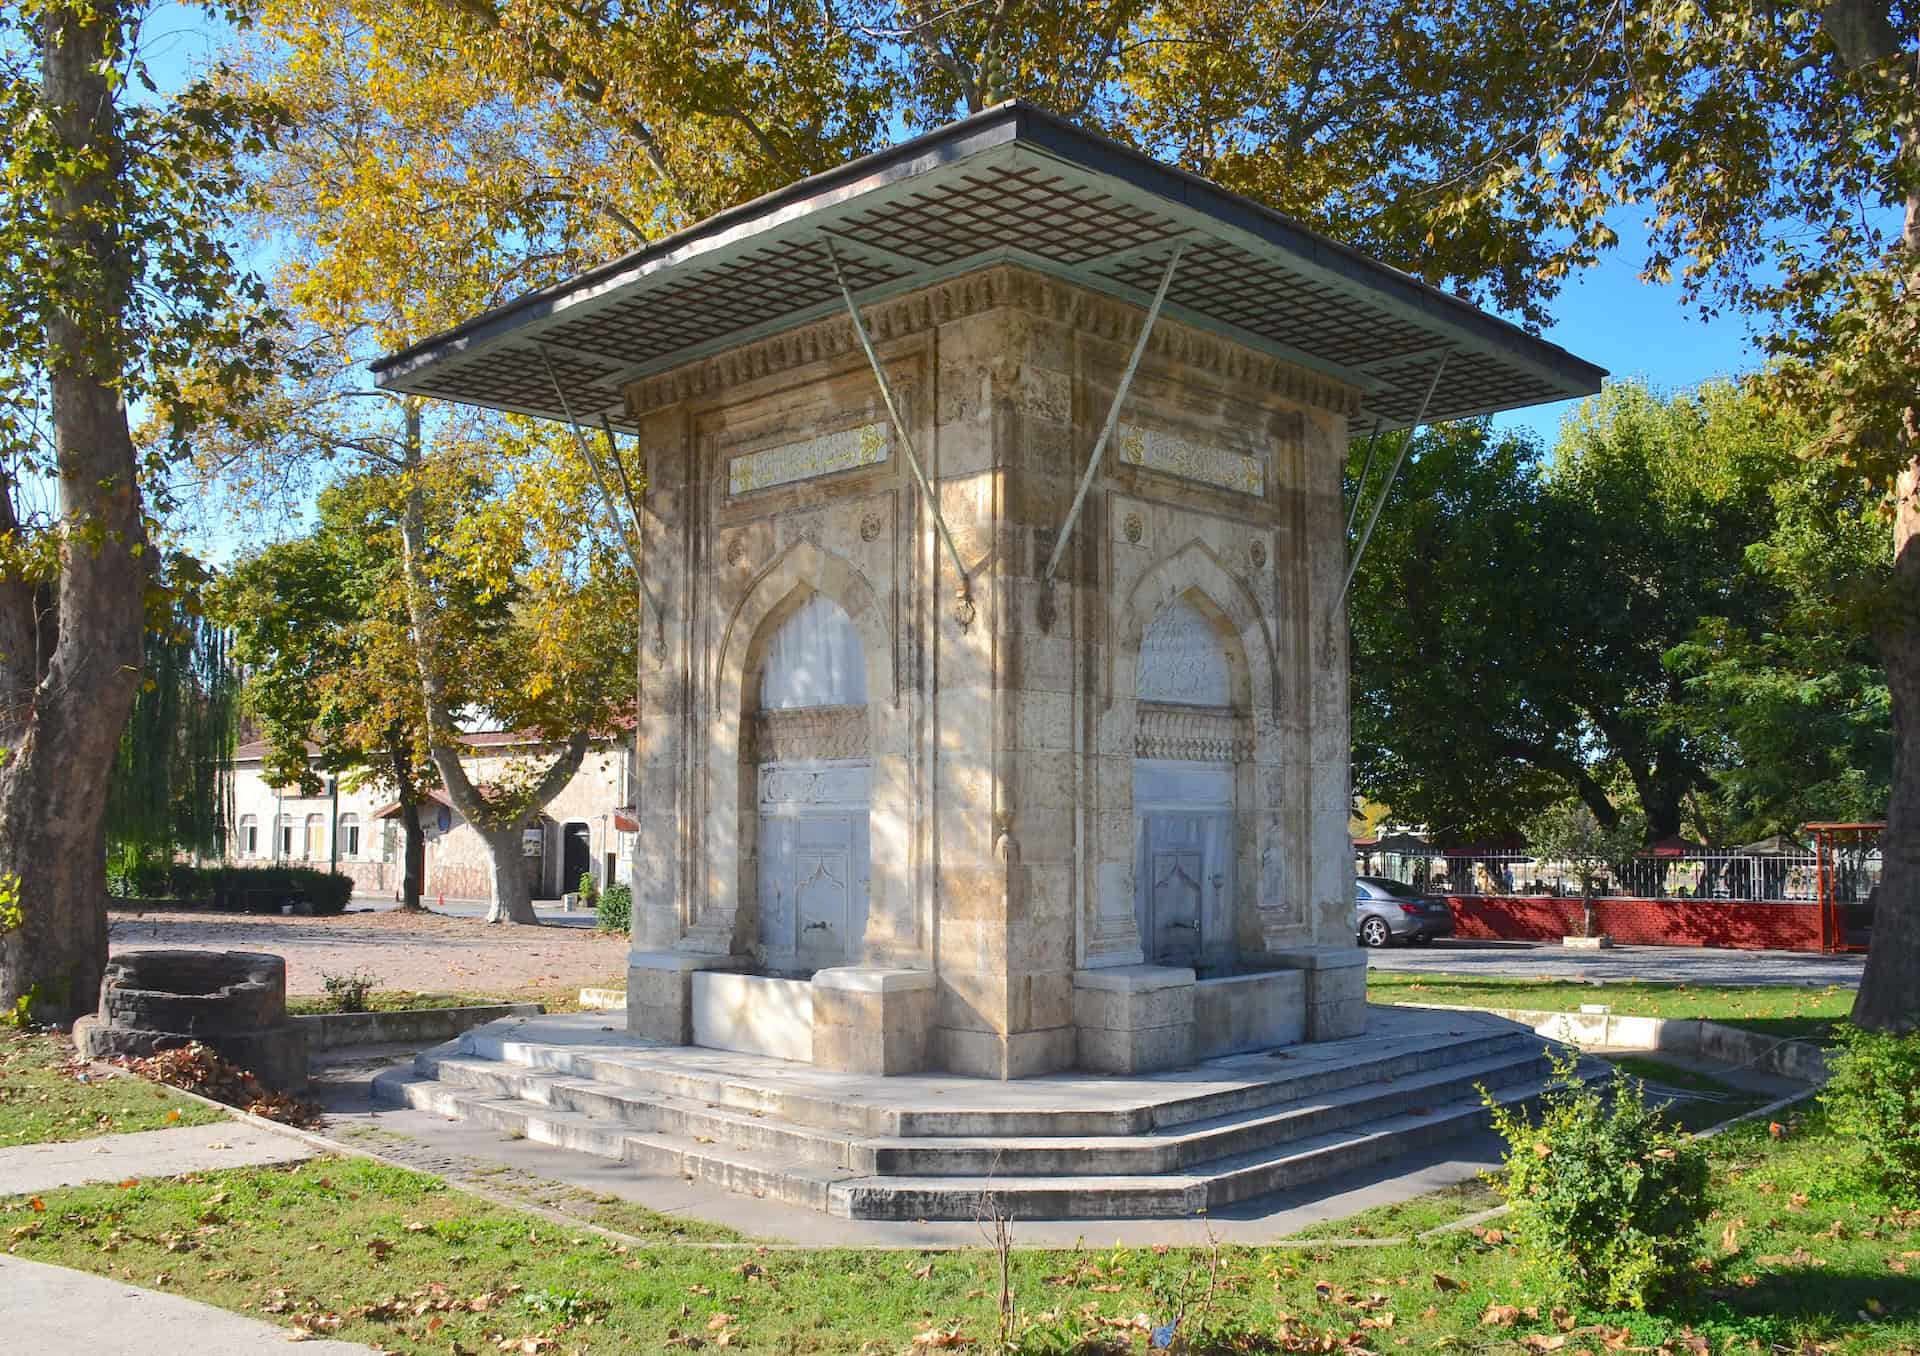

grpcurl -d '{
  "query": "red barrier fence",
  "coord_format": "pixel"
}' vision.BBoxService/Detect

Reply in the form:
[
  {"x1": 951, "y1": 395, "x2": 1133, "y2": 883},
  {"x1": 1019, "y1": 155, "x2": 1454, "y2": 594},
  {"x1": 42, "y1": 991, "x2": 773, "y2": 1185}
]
[{"x1": 1446, "y1": 895, "x2": 1825, "y2": 952}]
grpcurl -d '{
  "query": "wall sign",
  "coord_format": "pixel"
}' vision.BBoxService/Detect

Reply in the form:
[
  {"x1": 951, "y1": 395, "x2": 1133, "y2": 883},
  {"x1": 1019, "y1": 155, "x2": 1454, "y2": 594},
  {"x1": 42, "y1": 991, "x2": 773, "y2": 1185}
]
[
  {"x1": 728, "y1": 422, "x2": 889, "y2": 496},
  {"x1": 1117, "y1": 422, "x2": 1264, "y2": 497}
]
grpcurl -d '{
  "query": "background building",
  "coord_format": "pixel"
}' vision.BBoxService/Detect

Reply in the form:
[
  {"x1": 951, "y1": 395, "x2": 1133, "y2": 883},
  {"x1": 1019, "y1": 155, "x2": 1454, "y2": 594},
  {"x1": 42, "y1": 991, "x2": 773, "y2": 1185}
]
[{"x1": 226, "y1": 733, "x2": 636, "y2": 902}]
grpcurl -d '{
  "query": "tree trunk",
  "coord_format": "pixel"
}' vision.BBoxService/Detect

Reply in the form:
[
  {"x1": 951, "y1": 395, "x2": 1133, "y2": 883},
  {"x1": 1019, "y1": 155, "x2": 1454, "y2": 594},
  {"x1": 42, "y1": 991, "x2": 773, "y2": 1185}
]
[
  {"x1": 401, "y1": 802, "x2": 426, "y2": 911},
  {"x1": 0, "y1": 2, "x2": 150, "y2": 1026},
  {"x1": 1856, "y1": 475, "x2": 1920, "y2": 1032},
  {"x1": 395, "y1": 400, "x2": 591, "y2": 928},
  {"x1": 484, "y1": 825, "x2": 538, "y2": 925},
  {"x1": 1850, "y1": 36, "x2": 1920, "y2": 1032},
  {"x1": 388, "y1": 736, "x2": 425, "y2": 910}
]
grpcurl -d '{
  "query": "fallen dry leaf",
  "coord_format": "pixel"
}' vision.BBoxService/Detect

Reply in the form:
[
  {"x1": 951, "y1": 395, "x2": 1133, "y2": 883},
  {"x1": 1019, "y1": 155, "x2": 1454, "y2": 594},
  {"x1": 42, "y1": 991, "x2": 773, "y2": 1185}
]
[{"x1": 910, "y1": 1325, "x2": 967, "y2": 1348}]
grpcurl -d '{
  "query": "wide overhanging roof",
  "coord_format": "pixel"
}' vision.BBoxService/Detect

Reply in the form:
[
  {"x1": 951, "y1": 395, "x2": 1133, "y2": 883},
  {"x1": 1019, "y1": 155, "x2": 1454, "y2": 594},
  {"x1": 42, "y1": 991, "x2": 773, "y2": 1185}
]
[{"x1": 372, "y1": 103, "x2": 1604, "y2": 434}]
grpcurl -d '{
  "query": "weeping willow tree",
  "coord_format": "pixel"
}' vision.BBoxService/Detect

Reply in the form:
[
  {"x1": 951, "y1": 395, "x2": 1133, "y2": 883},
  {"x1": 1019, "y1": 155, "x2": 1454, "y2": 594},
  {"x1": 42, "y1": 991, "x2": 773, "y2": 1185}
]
[{"x1": 104, "y1": 567, "x2": 240, "y2": 895}]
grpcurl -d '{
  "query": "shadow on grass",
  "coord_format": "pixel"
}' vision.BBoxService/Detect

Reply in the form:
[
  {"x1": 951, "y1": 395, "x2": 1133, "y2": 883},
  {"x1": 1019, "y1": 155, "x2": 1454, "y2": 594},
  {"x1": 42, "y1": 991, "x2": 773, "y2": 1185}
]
[{"x1": 1677, "y1": 1264, "x2": 1920, "y2": 1344}]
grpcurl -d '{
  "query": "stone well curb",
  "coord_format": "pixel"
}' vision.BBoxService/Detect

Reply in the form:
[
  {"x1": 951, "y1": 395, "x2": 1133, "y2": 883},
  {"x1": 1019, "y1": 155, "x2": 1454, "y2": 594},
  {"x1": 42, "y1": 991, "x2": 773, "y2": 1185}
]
[
  {"x1": 1391, "y1": 1002, "x2": 1830, "y2": 1082},
  {"x1": 294, "y1": 1002, "x2": 544, "y2": 1050}
]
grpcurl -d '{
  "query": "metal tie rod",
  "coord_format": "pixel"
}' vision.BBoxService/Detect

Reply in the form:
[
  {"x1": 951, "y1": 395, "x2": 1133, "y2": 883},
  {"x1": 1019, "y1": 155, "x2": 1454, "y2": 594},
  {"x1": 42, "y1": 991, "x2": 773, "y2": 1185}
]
[
  {"x1": 1043, "y1": 240, "x2": 1186, "y2": 582},
  {"x1": 1345, "y1": 418, "x2": 1383, "y2": 537},
  {"x1": 822, "y1": 234, "x2": 972, "y2": 607},
  {"x1": 1333, "y1": 351, "x2": 1450, "y2": 613}
]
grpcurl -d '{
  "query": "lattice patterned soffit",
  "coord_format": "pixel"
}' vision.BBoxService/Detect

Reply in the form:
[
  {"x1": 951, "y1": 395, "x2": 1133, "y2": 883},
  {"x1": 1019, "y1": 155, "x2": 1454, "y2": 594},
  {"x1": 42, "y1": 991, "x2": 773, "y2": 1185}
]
[
  {"x1": 373, "y1": 104, "x2": 1603, "y2": 435},
  {"x1": 623, "y1": 265, "x2": 1364, "y2": 419}
]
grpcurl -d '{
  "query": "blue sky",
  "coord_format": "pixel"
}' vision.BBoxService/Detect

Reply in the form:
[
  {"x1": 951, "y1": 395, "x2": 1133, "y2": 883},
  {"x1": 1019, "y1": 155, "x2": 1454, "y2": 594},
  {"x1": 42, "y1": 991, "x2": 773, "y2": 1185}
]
[{"x1": 1488, "y1": 214, "x2": 1762, "y2": 448}]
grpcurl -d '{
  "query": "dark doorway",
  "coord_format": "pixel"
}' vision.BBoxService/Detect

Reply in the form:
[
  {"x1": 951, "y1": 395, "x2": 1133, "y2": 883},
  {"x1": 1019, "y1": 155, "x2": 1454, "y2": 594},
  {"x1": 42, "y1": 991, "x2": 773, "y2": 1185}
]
[{"x1": 562, "y1": 822, "x2": 592, "y2": 894}]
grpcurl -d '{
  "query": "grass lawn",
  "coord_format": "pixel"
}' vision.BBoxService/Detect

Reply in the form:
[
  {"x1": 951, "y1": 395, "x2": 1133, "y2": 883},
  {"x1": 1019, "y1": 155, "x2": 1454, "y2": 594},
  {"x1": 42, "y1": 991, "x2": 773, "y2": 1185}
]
[
  {"x1": 5, "y1": 1109, "x2": 1917, "y2": 1353},
  {"x1": 335, "y1": 1124, "x2": 742, "y2": 1245},
  {"x1": 0, "y1": 1030, "x2": 226, "y2": 1148},
  {"x1": 287, "y1": 985, "x2": 592, "y2": 1016},
  {"x1": 1368, "y1": 970, "x2": 1855, "y2": 1039}
]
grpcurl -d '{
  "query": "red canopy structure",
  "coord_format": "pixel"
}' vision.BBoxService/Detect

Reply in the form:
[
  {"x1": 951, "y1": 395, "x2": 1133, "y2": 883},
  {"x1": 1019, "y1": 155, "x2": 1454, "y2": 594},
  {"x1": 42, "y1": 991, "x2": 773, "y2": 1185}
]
[{"x1": 1806, "y1": 822, "x2": 1882, "y2": 953}]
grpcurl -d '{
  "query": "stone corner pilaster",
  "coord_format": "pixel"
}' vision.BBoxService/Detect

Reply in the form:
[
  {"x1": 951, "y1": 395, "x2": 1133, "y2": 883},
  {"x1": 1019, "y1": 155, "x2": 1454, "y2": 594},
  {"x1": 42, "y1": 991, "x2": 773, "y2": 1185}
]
[
  {"x1": 810, "y1": 967, "x2": 936, "y2": 1075},
  {"x1": 625, "y1": 950, "x2": 750, "y2": 1045},
  {"x1": 1263, "y1": 946, "x2": 1367, "y2": 1041},
  {"x1": 1071, "y1": 965, "x2": 1197, "y2": 1073}
]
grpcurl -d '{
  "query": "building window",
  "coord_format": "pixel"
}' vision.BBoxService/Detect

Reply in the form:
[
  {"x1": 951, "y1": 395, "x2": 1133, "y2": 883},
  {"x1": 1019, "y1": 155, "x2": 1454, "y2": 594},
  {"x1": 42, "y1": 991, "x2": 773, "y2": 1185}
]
[
  {"x1": 237, "y1": 815, "x2": 258, "y2": 857},
  {"x1": 278, "y1": 816, "x2": 295, "y2": 858},
  {"x1": 340, "y1": 814, "x2": 360, "y2": 859},
  {"x1": 305, "y1": 813, "x2": 325, "y2": 860}
]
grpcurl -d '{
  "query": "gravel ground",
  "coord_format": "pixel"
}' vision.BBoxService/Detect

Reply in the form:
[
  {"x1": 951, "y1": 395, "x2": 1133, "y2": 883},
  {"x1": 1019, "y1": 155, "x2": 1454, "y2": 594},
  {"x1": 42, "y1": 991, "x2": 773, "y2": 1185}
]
[{"x1": 106, "y1": 904, "x2": 629, "y2": 997}]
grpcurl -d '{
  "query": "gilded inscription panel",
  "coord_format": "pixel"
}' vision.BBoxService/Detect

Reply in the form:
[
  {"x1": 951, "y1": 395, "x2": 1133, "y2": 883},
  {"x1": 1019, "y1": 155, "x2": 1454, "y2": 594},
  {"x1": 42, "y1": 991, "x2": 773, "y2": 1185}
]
[
  {"x1": 728, "y1": 422, "x2": 890, "y2": 496},
  {"x1": 1116, "y1": 422, "x2": 1264, "y2": 497}
]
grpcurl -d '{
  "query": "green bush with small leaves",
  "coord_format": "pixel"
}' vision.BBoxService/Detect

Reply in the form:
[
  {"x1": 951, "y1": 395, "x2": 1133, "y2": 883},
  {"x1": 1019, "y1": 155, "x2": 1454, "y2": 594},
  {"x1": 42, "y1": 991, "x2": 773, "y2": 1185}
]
[
  {"x1": 1485, "y1": 1053, "x2": 1709, "y2": 1310},
  {"x1": 1822, "y1": 1023, "x2": 1920, "y2": 1206},
  {"x1": 595, "y1": 882, "x2": 631, "y2": 934},
  {"x1": 320, "y1": 968, "x2": 382, "y2": 1014}
]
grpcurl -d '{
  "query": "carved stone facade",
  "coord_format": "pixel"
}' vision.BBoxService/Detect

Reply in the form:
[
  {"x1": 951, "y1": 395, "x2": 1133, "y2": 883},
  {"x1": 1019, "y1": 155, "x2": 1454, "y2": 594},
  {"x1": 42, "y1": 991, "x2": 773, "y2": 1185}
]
[
  {"x1": 1133, "y1": 704, "x2": 1253, "y2": 764},
  {"x1": 626, "y1": 263, "x2": 1362, "y2": 1078},
  {"x1": 748, "y1": 705, "x2": 871, "y2": 762}
]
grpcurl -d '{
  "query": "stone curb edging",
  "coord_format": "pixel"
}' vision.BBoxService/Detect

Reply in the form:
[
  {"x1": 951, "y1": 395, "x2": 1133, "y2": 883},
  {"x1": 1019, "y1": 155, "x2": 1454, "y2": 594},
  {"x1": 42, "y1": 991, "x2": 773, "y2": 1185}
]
[
  {"x1": 1390, "y1": 1002, "x2": 1830, "y2": 1082},
  {"x1": 294, "y1": 1003, "x2": 545, "y2": 1050}
]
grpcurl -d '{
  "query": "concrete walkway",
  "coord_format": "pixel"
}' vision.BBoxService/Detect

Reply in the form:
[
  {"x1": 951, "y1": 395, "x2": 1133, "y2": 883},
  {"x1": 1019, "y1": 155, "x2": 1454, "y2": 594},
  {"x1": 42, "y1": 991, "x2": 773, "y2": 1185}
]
[
  {"x1": 0, "y1": 1120, "x2": 315, "y2": 1197},
  {"x1": 1369, "y1": 938, "x2": 1864, "y2": 986},
  {"x1": 0, "y1": 1254, "x2": 377, "y2": 1354}
]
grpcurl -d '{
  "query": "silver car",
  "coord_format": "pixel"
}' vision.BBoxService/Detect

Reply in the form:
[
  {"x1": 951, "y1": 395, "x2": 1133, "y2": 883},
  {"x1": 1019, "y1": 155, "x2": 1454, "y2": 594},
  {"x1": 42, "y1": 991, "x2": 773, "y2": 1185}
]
[{"x1": 1354, "y1": 875, "x2": 1456, "y2": 947}]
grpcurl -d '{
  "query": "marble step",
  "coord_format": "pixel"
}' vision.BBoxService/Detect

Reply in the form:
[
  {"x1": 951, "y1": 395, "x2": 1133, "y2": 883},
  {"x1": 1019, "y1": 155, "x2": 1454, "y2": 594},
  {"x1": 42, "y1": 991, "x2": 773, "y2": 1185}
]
[
  {"x1": 377, "y1": 1073, "x2": 855, "y2": 1211},
  {"x1": 856, "y1": 1053, "x2": 1549, "y2": 1176},
  {"x1": 449, "y1": 1025, "x2": 1540, "y2": 1139},
  {"x1": 396, "y1": 1047, "x2": 1548, "y2": 1178},
  {"x1": 828, "y1": 1084, "x2": 1543, "y2": 1220},
  {"x1": 409, "y1": 1058, "x2": 860, "y2": 1168},
  {"x1": 378, "y1": 1065, "x2": 1538, "y2": 1219}
]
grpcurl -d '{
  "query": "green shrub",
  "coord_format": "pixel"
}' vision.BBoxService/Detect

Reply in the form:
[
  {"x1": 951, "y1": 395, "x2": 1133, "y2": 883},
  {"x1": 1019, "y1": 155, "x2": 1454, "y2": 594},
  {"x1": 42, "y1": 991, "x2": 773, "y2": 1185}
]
[
  {"x1": 1822, "y1": 1024, "x2": 1920, "y2": 1206},
  {"x1": 596, "y1": 882, "x2": 632, "y2": 933},
  {"x1": 1485, "y1": 1053, "x2": 1710, "y2": 1309},
  {"x1": 576, "y1": 869, "x2": 598, "y2": 906},
  {"x1": 189, "y1": 866, "x2": 354, "y2": 915},
  {"x1": 104, "y1": 848, "x2": 173, "y2": 899},
  {"x1": 320, "y1": 968, "x2": 381, "y2": 1013}
]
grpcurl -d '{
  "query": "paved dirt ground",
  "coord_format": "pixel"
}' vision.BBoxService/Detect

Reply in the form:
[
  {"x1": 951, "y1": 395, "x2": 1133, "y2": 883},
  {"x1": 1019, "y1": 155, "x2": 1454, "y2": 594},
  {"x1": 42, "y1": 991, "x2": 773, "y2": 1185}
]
[
  {"x1": 107, "y1": 905, "x2": 628, "y2": 997},
  {"x1": 1367, "y1": 936, "x2": 1864, "y2": 986}
]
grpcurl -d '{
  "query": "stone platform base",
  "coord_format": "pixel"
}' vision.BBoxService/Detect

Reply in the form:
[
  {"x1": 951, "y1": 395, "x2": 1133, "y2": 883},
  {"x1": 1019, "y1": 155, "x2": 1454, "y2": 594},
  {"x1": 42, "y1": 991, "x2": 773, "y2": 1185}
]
[
  {"x1": 633, "y1": 949, "x2": 1364, "y2": 1078},
  {"x1": 373, "y1": 1006, "x2": 1558, "y2": 1220}
]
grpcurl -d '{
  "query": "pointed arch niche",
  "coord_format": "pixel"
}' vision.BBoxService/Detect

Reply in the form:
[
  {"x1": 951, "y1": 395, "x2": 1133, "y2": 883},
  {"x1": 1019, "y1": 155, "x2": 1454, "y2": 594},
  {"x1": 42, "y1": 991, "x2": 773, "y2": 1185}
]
[
  {"x1": 691, "y1": 537, "x2": 915, "y2": 984},
  {"x1": 749, "y1": 591, "x2": 872, "y2": 975},
  {"x1": 1132, "y1": 590, "x2": 1254, "y2": 971}
]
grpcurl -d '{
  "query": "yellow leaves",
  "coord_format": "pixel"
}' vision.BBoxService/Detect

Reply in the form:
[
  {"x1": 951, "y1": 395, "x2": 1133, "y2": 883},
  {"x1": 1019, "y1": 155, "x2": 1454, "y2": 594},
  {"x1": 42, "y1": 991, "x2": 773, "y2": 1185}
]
[
  {"x1": 1720, "y1": 1215, "x2": 1744, "y2": 1253},
  {"x1": 910, "y1": 1326, "x2": 967, "y2": 1348}
]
